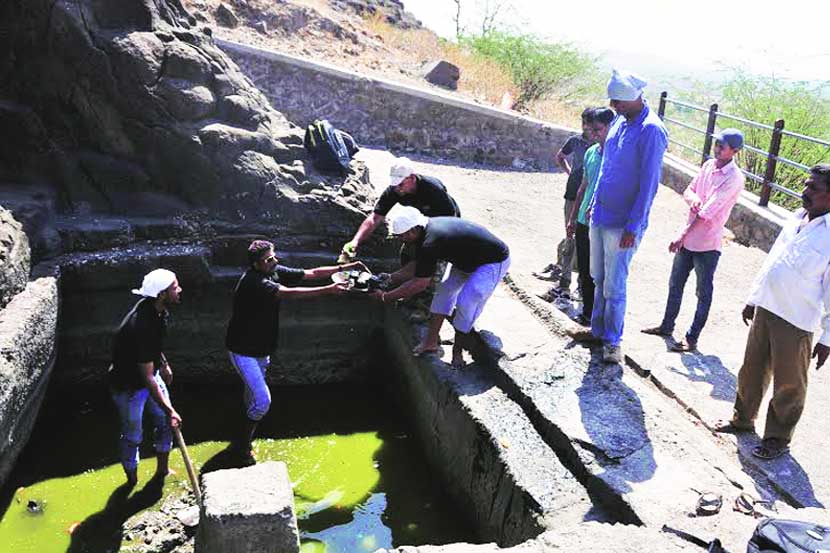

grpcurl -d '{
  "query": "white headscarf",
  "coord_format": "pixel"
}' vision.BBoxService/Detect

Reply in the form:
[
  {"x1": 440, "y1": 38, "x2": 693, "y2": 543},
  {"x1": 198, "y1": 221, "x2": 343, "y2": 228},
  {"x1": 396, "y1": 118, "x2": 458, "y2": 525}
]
[
  {"x1": 607, "y1": 69, "x2": 647, "y2": 101},
  {"x1": 132, "y1": 269, "x2": 176, "y2": 298}
]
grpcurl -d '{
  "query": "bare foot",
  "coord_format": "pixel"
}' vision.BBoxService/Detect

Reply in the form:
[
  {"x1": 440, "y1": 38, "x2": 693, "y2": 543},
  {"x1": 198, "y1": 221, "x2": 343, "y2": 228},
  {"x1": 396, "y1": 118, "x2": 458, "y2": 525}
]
[{"x1": 412, "y1": 342, "x2": 440, "y2": 356}]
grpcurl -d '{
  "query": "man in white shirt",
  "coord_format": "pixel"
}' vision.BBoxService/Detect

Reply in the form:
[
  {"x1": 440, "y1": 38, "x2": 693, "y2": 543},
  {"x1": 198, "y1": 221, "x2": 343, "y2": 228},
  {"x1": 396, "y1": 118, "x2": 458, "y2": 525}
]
[{"x1": 716, "y1": 164, "x2": 830, "y2": 460}]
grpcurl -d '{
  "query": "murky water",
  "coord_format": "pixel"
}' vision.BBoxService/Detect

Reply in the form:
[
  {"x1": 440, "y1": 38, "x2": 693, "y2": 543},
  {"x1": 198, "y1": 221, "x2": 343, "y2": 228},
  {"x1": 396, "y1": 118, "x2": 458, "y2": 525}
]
[{"x1": 0, "y1": 382, "x2": 474, "y2": 552}]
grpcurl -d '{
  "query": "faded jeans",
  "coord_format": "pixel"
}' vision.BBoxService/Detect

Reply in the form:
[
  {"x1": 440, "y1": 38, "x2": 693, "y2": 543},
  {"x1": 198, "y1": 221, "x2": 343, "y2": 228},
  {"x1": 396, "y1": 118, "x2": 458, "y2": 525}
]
[
  {"x1": 111, "y1": 371, "x2": 173, "y2": 472},
  {"x1": 228, "y1": 352, "x2": 271, "y2": 421},
  {"x1": 659, "y1": 248, "x2": 721, "y2": 343},
  {"x1": 590, "y1": 225, "x2": 641, "y2": 346}
]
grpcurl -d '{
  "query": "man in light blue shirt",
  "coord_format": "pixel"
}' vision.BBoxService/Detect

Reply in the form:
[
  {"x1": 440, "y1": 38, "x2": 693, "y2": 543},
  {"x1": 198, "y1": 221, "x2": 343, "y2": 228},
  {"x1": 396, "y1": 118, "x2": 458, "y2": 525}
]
[{"x1": 590, "y1": 69, "x2": 668, "y2": 363}]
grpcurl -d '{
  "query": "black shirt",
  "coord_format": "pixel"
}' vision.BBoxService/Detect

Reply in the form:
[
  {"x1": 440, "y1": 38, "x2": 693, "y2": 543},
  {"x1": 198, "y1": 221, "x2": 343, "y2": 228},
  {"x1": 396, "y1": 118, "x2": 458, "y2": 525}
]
[
  {"x1": 109, "y1": 298, "x2": 169, "y2": 391},
  {"x1": 225, "y1": 266, "x2": 306, "y2": 357},
  {"x1": 374, "y1": 174, "x2": 460, "y2": 218},
  {"x1": 414, "y1": 217, "x2": 510, "y2": 278},
  {"x1": 561, "y1": 135, "x2": 591, "y2": 201}
]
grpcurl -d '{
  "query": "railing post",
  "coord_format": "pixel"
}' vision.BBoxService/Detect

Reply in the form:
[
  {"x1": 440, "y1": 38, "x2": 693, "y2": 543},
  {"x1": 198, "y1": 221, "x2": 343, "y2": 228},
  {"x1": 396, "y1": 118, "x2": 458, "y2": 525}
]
[
  {"x1": 658, "y1": 91, "x2": 667, "y2": 119},
  {"x1": 759, "y1": 119, "x2": 785, "y2": 207},
  {"x1": 701, "y1": 103, "x2": 719, "y2": 165}
]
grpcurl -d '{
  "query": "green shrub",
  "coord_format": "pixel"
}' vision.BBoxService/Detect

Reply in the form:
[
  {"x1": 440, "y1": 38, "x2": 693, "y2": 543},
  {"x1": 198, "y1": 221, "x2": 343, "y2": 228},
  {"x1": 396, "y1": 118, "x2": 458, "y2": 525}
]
[
  {"x1": 663, "y1": 72, "x2": 830, "y2": 209},
  {"x1": 462, "y1": 31, "x2": 600, "y2": 110}
]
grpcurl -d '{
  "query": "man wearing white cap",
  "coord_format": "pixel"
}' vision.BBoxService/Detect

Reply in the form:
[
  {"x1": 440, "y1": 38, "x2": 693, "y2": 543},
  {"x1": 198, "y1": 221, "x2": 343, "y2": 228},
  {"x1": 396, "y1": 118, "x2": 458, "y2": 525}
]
[
  {"x1": 340, "y1": 157, "x2": 460, "y2": 263},
  {"x1": 109, "y1": 268, "x2": 183, "y2": 486},
  {"x1": 372, "y1": 206, "x2": 510, "y2": 367},
  {"x1": 588, "y1": 69, "x2": 668, "y2": 363}
]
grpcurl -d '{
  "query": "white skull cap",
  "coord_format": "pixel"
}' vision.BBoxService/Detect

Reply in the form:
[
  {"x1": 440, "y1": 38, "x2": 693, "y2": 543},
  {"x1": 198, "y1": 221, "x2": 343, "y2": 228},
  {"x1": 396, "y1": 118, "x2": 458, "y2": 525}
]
[
  {"x1": 607, "y1": 68, "x2": 647, "y2": 101},
  {"x1": 390, "y1": 206, "x2": 428, "y2": 235},
  {"x1": 389, "y1": 157, "x2": 415, "y2": 187},
  {"x1": 132, "y1": 268, "x2": 177, "y2": 298}
]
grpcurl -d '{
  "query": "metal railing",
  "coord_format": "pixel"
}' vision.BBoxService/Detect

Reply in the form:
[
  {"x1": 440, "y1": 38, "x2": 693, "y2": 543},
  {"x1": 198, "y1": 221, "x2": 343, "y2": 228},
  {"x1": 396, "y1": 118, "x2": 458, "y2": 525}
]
[{"x1": 657, "y1": 91, "x2": 830, "y2": 207}]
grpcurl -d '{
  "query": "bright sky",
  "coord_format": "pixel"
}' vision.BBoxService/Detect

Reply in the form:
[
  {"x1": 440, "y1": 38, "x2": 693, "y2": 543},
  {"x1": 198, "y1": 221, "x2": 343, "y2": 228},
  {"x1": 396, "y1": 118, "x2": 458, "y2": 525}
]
[{"x1": 402, "y1": 0, "x2": 830, "y2": 83}]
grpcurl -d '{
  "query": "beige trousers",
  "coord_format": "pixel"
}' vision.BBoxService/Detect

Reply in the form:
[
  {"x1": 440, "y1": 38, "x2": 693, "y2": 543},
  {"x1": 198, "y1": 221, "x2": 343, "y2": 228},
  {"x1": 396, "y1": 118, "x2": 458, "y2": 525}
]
[{"x1": 732, "y1": 307, "x2": 812, "y2": 443}]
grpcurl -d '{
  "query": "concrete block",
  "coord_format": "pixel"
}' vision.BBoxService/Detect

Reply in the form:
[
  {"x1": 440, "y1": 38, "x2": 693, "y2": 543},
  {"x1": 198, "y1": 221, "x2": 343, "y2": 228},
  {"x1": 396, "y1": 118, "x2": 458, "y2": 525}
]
[{"x1": 196, "y1": 461, "x2": 299, "y2": 553}]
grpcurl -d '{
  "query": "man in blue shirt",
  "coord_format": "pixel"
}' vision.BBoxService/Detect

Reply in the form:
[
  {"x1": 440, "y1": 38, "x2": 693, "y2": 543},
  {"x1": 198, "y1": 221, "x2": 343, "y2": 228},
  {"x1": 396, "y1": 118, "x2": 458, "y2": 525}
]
[{"x1": 589, "y1": 69, "x2": 668, "y2": 363}]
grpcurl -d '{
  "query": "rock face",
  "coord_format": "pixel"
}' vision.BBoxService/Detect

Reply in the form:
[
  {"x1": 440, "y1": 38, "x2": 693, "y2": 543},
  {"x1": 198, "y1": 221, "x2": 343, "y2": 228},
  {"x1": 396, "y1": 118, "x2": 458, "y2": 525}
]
[
  {"x1": 0, "y1": 0, "x2": 367, "y2": 222},
  {"x1": 328, "y1": 0, "x2": 421, "y2": 29},
  {"x1": 197, "y1": 461, "x2": 300, "y2": 553},
  {"x1": 0, "y1": 207, "x2": 30, "y2": 309}
]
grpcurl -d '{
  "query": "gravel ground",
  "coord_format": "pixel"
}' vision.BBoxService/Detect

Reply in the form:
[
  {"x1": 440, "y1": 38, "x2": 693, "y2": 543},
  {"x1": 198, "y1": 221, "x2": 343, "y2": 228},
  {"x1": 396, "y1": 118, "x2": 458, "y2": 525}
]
[{"x1": 356, "y1": 147, "x2": 829, "y2": 509}]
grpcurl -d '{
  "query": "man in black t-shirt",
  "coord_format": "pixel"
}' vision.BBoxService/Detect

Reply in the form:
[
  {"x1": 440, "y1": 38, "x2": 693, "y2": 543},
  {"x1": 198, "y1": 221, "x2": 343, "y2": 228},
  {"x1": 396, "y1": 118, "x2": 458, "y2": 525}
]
[
  {"x1": 226, "y1": 240, "x2": 357, "y2": 460},
  {"x1": 109, "y1": 268, "x2": 183, "y2": 486},
  {"x1": 339, "y1": 157, "x2": 460, "y2": 263},
  {"x1": 370, "y1": 207, "x2": 511, "y2": 368}
]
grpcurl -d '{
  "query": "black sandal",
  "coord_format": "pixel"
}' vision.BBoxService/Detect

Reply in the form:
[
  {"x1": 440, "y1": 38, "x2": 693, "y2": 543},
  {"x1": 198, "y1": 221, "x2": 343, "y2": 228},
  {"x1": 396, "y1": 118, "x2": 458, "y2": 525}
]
[{"x1": 752, "y1": 438, "x2": 789, "y2": 460}]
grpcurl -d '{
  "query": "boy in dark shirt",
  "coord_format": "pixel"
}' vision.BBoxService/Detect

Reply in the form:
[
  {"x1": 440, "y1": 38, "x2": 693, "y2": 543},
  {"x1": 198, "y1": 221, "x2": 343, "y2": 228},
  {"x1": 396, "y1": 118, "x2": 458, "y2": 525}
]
[
  {"x1": 536, "y1": 109, "x2": 594, "y2": 298},
  {"x1": 109, "y1": 269, "x2": 183, "y2": 486},
  {"x1": 226, "y1": 240, "x2": 358, "y2": 460},
  {"x1": 340, "y1": 157, "x2": 460, "y2": 263},
  {"x1": 371, "y1": 207, "x2": 511, "y2": 368}
]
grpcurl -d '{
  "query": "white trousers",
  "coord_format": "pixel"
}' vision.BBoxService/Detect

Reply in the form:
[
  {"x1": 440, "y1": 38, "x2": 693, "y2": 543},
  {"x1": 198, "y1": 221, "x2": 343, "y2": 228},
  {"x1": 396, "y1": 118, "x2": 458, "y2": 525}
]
[{"x1": 430, "y1": 256, "x2": 511, "y2": 333}]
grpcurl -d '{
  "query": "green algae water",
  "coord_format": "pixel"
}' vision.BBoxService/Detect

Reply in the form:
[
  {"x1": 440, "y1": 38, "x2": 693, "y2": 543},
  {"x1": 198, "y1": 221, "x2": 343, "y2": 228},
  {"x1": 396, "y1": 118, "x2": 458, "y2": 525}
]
[{"x1": 0, "y1": 383, "x2": 473, "y2": 552}]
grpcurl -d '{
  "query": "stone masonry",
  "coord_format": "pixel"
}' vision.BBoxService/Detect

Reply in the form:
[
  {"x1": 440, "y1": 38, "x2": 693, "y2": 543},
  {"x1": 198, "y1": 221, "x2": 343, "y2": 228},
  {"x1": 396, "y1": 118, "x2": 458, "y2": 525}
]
[
  {"x1": 218, "y1": 39, "x2": 573, "y2": 170},
  {"x1": 196, "y1": 461, "x2": 300, "y2": 553}
]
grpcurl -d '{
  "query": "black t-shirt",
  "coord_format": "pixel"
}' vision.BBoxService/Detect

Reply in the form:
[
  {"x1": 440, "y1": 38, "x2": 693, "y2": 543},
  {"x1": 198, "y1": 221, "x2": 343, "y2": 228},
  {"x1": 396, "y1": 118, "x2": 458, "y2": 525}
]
[
  {"x1": 414, "y1": 217, "x2": 510, "y2": 277},
  {"x1": 225, "y1": 266, "x2": 306, "y2": 357},
  {"x1": 109, "y1": 298, "x2": 169, "y2": 391},
  {"x1": 561, "y1": 135, "x2": 591, "y2": 201},
  {"x1": 374, "y1": 175, "x2": 460, "y2": 218}
]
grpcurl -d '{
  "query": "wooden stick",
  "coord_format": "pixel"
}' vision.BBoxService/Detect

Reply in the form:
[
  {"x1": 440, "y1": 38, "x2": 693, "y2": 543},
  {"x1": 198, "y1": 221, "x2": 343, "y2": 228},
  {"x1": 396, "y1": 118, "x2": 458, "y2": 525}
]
[{"x1": 174, "y1": 427, "x2": 202, "y2": 506}]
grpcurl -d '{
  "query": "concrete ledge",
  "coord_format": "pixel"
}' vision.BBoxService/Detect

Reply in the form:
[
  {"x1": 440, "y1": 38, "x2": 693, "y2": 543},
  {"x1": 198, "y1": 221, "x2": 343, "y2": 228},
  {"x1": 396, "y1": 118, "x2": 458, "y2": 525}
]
[
  {"x1": 196, "y1": 461, "x2": 300, "y2": 553},
  {"x1": 661, "y1": 154, "x2": 789, "y2": 252},
  {"x1": 0, "y1": 272, "x2": 59, "y2": 487}
]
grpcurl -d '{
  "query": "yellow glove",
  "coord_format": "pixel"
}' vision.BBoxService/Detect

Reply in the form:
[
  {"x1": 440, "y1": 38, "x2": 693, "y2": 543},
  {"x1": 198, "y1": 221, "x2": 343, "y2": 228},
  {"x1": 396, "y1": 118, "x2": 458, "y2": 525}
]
[{"x1": 338, "y1": 240, "x2": 357, "y2": 264}]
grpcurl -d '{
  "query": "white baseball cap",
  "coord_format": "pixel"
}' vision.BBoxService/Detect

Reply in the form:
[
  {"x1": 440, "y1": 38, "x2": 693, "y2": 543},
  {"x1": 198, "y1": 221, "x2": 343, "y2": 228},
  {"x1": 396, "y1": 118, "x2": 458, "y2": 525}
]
[
  {"x1": 389, "y1": 157, "x2": 415, "y2": 187},
  {"x1": 390, "y1": 206, "x2": 428, "y2": 235},
  {"x1": 132, "y1": 268, "x2": 177, "y2": 297}
]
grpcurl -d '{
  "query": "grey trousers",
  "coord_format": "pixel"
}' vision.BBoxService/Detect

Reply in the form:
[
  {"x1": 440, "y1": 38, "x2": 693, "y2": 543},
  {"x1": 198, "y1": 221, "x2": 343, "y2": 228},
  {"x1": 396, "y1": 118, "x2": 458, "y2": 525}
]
[{"x1": 555, "y1": 199, "x2": 577, "y2": 288}]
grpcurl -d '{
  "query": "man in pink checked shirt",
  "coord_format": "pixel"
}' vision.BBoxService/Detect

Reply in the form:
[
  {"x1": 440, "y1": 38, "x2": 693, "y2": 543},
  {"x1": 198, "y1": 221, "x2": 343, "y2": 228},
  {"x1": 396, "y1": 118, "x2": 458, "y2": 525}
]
[{"x1": 641, "y1": 129, "x2": 745, "y2": 351}]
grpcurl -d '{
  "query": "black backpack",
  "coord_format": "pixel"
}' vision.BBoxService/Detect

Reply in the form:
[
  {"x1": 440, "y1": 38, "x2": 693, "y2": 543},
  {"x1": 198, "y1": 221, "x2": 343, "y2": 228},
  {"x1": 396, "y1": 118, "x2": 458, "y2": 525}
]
[
  {"x1": 748, "y1": 519, "x2": 830, "y2": 552},
  {"x1": 303, "y1": 119, "x2": 359, "y2": 174}
]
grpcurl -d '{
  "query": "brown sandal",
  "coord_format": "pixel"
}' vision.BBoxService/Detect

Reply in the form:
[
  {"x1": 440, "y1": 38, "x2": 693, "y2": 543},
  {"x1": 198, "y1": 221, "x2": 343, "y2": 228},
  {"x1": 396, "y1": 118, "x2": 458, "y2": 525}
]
[
  {"x1": 711, "y1": 419, "x2": 752, "y2": 434},
  {"x1": 670, "y1": 338, "x2": 697, "y2": 352}
]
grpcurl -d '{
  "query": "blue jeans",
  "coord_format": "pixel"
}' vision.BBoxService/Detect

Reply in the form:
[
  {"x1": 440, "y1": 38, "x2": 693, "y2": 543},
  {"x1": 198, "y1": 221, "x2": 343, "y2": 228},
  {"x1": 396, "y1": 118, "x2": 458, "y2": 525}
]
[
  {"x1": 590, "y1": 225, "x2": 641, "y2": 346},
  {"x1": 659, "y1": 248, "x2": 721, "y2": 342},
  {"x1": 111, "y1": 371, "x2": 173, "y2": 472},
  {"x1": 229, "y1": 352, "x2": 271, "y2": 421}
]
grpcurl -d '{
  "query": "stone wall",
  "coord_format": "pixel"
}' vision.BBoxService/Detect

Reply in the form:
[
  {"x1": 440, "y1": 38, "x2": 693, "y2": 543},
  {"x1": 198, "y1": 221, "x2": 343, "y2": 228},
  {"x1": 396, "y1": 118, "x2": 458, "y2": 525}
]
[
  {"x1": 217, "y1": 39, "x2": 573, "y2": 170},
  {"x1": 661, "y1": 155, "x2": 788, "y2": 252}
]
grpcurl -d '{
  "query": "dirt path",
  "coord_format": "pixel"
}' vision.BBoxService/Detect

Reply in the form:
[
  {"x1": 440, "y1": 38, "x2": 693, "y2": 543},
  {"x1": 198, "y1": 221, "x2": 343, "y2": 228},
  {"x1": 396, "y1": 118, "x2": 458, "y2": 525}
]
[{"x1": 356, "y1": 147, "x2": 829, "y2": 509}]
